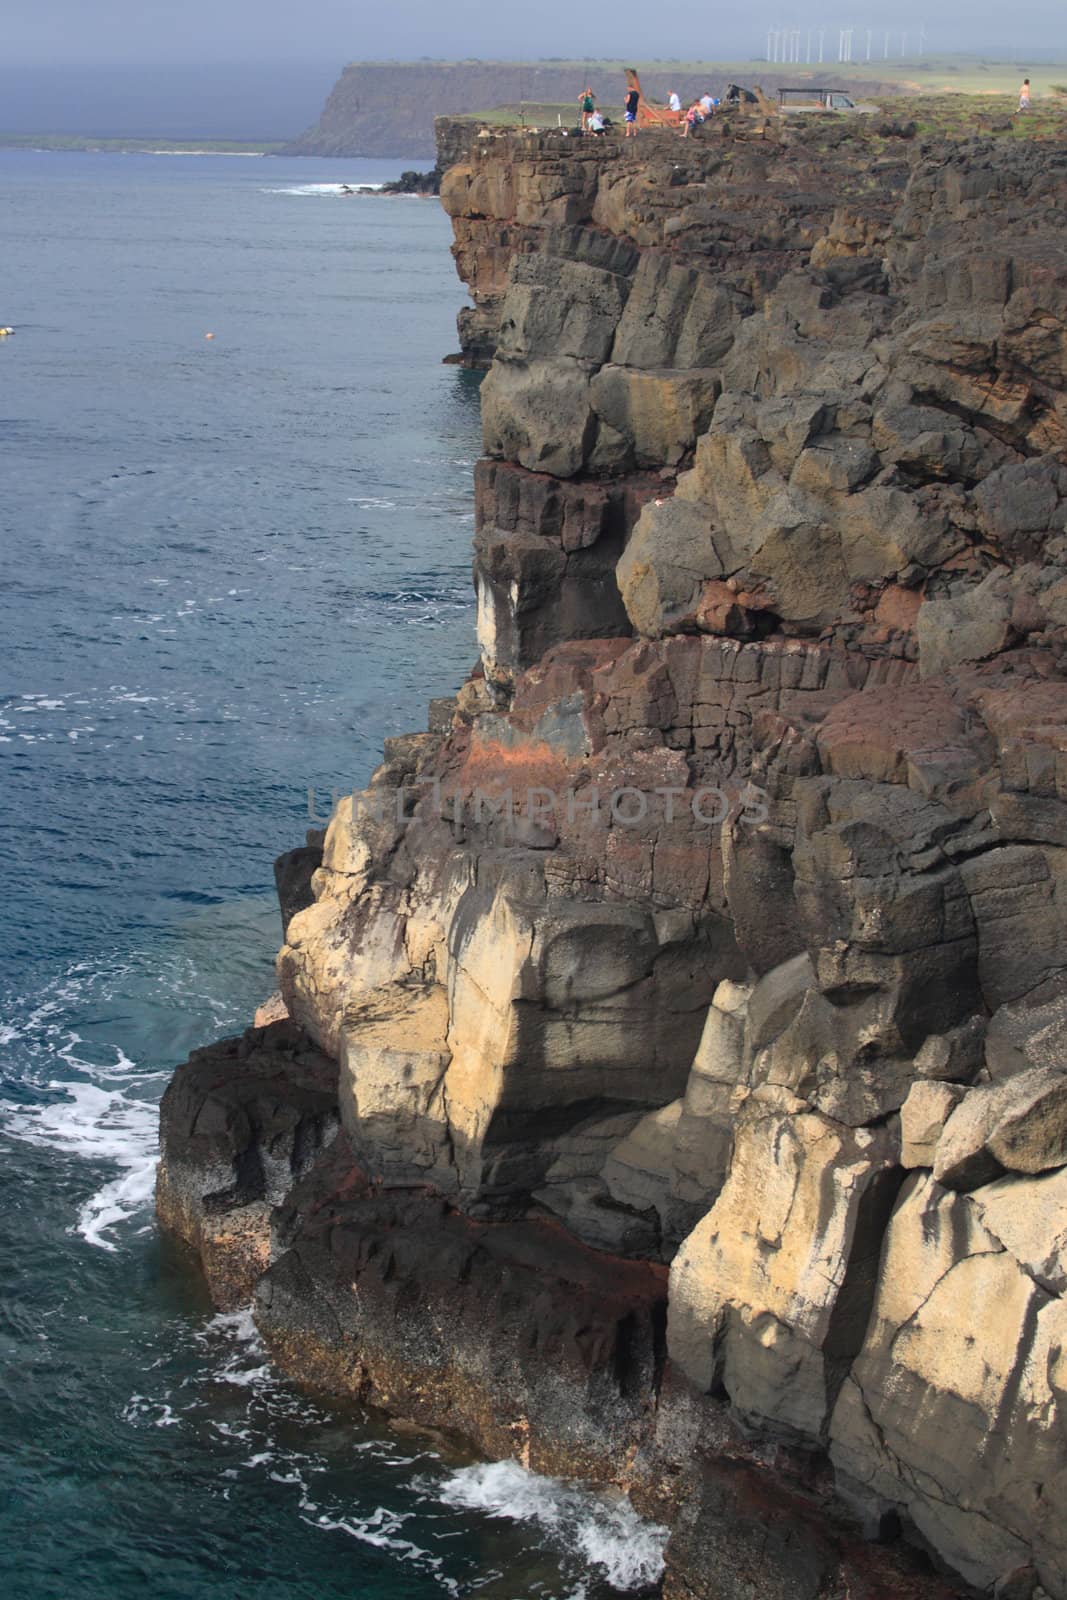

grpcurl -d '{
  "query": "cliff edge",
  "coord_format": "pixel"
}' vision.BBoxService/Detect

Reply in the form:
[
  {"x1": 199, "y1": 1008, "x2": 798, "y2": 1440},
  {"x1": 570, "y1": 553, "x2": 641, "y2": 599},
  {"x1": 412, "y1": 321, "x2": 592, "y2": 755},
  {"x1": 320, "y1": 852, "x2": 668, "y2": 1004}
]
[{"x1": 159, "y1": 110, "x2": 1067, "y2": 1600}]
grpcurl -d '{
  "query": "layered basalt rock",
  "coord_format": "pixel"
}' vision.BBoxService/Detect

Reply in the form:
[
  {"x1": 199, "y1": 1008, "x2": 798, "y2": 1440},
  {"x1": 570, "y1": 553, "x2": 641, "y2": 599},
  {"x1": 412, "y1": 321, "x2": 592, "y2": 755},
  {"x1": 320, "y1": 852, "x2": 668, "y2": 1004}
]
[
  {"x1": 157, "y1": 1020, "x2": 338, "y2": 1308},
  {"x1": 160, "y1": 118, "x2": 1067, "y2": 1599}
]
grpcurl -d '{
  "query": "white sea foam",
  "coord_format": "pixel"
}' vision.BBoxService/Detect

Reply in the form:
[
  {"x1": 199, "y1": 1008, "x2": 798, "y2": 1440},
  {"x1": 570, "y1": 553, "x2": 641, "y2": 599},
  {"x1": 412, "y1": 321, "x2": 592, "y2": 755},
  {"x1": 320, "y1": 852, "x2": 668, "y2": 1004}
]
[
  {"x1": 5, "y1": 1078, "x2": 159, "y2": 1250},
  {"x1": 437, "y1": 1459, "x2": 669, "y2": 1591},
  {"x1": 263, "y1": 182, "x2": 386, "y2": 197}
]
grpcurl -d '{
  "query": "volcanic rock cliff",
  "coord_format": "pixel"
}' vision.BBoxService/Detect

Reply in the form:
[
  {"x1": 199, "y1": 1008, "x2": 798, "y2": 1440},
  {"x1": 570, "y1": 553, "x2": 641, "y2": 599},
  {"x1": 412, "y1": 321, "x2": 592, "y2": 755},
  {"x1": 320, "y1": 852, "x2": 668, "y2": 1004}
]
[{"x1": 158, "y1": 113, "x2": 1067, "y2": 1599}]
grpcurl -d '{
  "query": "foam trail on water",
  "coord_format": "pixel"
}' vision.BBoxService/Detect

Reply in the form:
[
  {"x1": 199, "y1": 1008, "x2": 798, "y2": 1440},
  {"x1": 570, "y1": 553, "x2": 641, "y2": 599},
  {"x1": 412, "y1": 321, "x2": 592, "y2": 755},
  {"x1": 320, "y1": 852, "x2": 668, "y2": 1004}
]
[
  {"x1": 4, "y1": 1079, "x2": 160, "y2": 1250},
  {"x1": 263, "y1": 182, "x2": 385, "y2": 197},
  {"x1": 437, "y1": 1459, "x2": 669, "y2": 1591}
]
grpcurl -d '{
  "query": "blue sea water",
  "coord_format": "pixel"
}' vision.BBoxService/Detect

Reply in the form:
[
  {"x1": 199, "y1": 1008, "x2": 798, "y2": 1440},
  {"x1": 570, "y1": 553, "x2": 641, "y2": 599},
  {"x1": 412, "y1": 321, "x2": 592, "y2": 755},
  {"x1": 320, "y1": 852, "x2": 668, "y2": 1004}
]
[{"x1": 0, "y1": 153, "x2": 666, "y2": 1597}]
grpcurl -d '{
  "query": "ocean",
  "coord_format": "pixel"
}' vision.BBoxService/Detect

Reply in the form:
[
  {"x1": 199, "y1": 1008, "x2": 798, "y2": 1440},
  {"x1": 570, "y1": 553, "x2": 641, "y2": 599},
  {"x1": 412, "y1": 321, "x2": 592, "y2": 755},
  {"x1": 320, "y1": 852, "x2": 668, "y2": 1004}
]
[{"x1": 0, "y1": 151, "x2": 665, "y2": 1597}]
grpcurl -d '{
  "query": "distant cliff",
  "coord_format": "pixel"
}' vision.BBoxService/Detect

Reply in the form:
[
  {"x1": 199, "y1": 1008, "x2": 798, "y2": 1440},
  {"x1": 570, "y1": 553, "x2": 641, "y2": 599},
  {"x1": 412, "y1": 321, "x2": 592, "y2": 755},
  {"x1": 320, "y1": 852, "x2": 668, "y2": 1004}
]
[{"x1": 287, "y1": 59, "x2": 903, "y2": 158}]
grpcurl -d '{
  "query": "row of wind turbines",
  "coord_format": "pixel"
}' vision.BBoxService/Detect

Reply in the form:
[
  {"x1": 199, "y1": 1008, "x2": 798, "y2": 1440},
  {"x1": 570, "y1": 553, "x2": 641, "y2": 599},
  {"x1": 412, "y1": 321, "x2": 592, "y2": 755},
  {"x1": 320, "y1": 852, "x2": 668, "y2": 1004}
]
[{"x1": 765, "y1": 24, "x2": 928, "y2": 62}]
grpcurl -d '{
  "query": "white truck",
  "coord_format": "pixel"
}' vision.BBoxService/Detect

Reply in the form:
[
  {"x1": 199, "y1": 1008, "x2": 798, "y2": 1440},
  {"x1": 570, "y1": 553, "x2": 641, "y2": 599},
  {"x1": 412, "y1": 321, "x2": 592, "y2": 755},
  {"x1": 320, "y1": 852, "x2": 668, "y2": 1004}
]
[{"x1": 777, "y1": 87, "x2": 878, "y2": 114}]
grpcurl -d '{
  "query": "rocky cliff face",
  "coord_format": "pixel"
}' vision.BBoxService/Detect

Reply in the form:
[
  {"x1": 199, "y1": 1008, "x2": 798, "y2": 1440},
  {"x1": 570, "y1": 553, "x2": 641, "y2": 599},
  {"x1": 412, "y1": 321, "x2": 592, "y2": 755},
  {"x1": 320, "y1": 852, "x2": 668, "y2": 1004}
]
[{"x1": 159, "y1": 112, "x2": 1067, "y2": 1599}]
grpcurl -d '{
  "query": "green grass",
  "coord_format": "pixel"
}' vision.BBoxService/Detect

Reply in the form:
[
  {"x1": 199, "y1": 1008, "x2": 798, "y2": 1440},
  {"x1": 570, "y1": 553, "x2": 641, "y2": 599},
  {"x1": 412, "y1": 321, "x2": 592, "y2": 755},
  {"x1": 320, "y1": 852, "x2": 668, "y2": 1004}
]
[
  {"x1": 459, "y1": 79, "x2": 1067, "y2": 145},
  {"x1": 350, "y1": 54, "x2": 1067, "y2": 100},
  {"x1": 878, "y1": 92, "x2": 1067, "y2": 139},
  {"x1": 0, "y1": 134, "x2": 284, "y2": 154}
]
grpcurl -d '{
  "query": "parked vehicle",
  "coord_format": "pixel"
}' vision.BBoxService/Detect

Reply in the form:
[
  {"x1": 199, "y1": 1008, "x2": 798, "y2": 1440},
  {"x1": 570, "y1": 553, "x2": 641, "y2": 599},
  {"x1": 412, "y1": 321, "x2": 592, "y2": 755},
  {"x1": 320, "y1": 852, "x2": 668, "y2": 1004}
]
[{"x1": 777, "y1": 87, "x2": 877, "y2": 113}]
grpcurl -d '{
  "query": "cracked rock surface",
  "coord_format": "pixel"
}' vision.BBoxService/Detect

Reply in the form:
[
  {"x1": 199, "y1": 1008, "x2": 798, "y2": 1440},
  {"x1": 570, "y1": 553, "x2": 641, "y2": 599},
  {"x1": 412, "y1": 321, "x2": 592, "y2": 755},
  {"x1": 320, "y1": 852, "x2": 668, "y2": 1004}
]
[{"x1": 158, "y1": 116, "x2": 1067, "y2": 1600}]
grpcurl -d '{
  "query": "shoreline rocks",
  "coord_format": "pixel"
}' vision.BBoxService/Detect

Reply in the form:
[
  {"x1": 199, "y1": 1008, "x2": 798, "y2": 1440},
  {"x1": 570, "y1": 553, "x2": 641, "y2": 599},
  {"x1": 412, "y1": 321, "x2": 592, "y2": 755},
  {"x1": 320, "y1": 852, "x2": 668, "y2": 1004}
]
[{"x1": 158, "y1": 114, "x2": 1067, "y2": 1598}]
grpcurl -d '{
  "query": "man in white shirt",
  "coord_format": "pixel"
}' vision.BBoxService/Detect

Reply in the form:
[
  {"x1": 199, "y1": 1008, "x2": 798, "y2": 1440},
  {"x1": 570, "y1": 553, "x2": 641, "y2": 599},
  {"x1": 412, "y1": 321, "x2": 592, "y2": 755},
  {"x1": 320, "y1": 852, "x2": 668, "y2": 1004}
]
[
  {"x1": 700, "y1": 93, "x2": 714, "y2": 114},
  {"x1": 668, "y1": 90, "x2": 682, "y2": 113}
]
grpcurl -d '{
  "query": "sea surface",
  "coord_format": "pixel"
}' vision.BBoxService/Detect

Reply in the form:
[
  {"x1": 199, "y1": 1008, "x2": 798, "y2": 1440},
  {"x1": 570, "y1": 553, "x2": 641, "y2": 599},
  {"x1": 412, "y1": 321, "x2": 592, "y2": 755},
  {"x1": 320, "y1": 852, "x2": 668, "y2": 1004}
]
[{"x1": 0, "y1": 152, "x2": 665, "y2": 1597}]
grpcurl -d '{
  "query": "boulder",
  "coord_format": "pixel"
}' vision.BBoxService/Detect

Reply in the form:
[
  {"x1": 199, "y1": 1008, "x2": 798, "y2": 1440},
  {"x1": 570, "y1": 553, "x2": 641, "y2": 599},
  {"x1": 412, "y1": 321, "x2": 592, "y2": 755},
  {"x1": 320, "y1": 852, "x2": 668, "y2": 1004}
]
[
  {"x1": 899, "y1": 1080, "x2": 966, "y2": 1168},
  {"x1": 610, "y1": 253, "x2": 738, "y2": 370},
  {"x1": 668, "y1": 1097, "x2": 900, "y2": 1440},
  {"x1": 670, "y1": 980, "x2": 751, "y2": 1225},
  {"x1": 960, "y1": 846, "x2": 1064, "y2": 1010},
  {"x1": 838, "y1": 485, "x2": 963, "y2": 582},
  {"x1": 602, "y1": 1099, "x2": 683, "y2": 1221},
  {"x1": 481, "y1": 355, "x2": 598, "y2": 477},
  {"x1": 790, "y1": 436, "x2": 879, "y2": 495},
  {"x1": 934, "y1": 1067, "x2": 1067, "y2": 1190},
  {"x1": 913, "y1": 1015, "x2": 985, "y2": 1082},
  {"x1": 746, "y1": 491, "x2": 848, "y2": 627},
  {"x1": 917, "y1": 571, "x2": 1016, "y2": 678},
  {"x1": 831, "y1": 1173, "x2": 1059, "y2": 1594},
  {"x1": 443, "y1": 880, "x2": 729, "y2": 1200},
  {"x1": 974, "y1": 456, "x2": 1067, "y2": 562},
  {"x1": 987, "y1": 992, "x2": 1067, "y2": 1080},
  {"x1": 616, "y1": 495, "x2": 729, "y2": 637},
  {"x1": 589, "y1": 364, "x2": 721, "y2": 468},
  {"x1": 497, "y1": 252, "x2": 630, "y2": 365},
  {"x1": 745, "y1": 953, "x2": 814, "y2": 1052},
  {"x1": 973, "y1": 1165, "x2": 1067, "y2": 1296},
  {"x1": 339, "y1": 983, "x2": 454, "y2": 1188}
]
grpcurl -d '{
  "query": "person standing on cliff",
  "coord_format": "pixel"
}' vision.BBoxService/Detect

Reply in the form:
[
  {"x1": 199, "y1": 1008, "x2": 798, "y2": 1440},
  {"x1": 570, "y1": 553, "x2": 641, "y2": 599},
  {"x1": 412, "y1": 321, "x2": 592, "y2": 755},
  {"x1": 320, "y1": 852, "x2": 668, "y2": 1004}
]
[
  {"x1": 624, "y1": 82, "x2": 640, "y2": 137},
  {"x1": 579, "y1": 85, "x2": 595, "y2": 132},
  {"x1": 1019, "y1": 77, "x2": 1032, "y2": 110}
]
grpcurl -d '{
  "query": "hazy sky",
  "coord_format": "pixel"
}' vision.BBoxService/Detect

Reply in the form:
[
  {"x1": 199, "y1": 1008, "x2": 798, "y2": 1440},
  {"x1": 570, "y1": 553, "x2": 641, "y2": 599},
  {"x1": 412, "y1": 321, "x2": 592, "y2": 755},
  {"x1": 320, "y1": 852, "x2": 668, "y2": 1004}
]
[{"x1": 4, "y1": 0, "x2": 1063, "y2": 64}]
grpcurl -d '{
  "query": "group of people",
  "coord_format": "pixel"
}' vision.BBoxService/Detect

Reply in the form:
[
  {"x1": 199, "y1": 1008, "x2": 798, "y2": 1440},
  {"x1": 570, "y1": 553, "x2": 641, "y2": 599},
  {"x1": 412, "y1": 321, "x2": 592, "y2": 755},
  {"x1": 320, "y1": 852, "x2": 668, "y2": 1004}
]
[
  {"x1": 578, "y1": 87, "x2": 608, "y2": 134},
  {"x1": 579, "y1": 80, "x2": 721, "y2": 140},
  {"x1": 672, "y1": 89, "x2": 723, "y2": 136}
]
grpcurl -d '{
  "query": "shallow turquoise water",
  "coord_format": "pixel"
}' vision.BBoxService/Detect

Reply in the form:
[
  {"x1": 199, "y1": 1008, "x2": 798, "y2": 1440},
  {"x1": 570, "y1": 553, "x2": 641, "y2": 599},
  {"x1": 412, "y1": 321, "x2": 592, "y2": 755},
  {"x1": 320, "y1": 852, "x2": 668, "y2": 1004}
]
[{"x1": 0, "y1": 152, "x2": 664, "y2": 1597}]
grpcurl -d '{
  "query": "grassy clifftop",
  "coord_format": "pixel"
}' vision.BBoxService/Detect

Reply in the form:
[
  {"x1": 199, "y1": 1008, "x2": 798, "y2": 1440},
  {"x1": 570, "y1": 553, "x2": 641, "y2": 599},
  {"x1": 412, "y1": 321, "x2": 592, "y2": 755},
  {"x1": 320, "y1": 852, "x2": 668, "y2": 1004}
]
[{"x1": 288, "y1": 56, "x2": 1065, "y2": 158}]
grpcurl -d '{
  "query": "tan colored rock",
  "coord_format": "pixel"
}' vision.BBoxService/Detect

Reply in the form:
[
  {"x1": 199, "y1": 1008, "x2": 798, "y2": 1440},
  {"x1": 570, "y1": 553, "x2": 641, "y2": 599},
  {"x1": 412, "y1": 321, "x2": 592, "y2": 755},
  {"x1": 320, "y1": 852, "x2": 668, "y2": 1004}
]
[
  {"x1": 988, "y1": 1068, "x2": 1067, "y2": 1174},
  {"x1": 671, "y1": 980, "x2": 752, "y2": 1218},
  {"x1": 935, "y1": 1067, "x2": 1067, "y2": 1190},
  {"x1": 683, "y1": 427, "x2": 786, "y2": 564},
  {"x1": 745, "y1": 953, "x2": 814, "y2": 1052},
  {"x1": 340, "y1": 984, "x2": 453, "y2": 1186},
  {"x1": 253, "y1": 990, "x2": 289, "y2": 1028},
  {"x1": 790, "y1": 436, "x2": 879, "y2": 495},
  {"x1": 443, "y1": 881, "x2": 718, "y2": 1196},
  {"x1": 899, "y1": 1080, "x2": 966, "y2": 1168},
  {"x1": 668, "y1": 1096, "x2": 899, "y2": 1439},
  {"x1": 322, "y1": 788, "x2": 405, "y2": 881},
  {"x1": 603, "y1": 1099, "x2": 683, "y2": 1215},
  {"x1": 838, "y1": 485, "x2": 963, "y2": 582},
  {"x1": 831, "y1": 1173, "x2": 1062, "y2": 1594},
  {"x1": 279, "y1": 881, "x2": 413, "y2": 1059},
  {"x1": 972, "y1": 1166, "x2": 1067, "y2": 1295}
]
